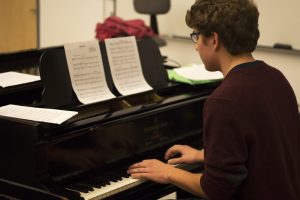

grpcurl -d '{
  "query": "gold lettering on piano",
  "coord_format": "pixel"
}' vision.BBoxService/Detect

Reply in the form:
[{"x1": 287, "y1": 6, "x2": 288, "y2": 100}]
[{"x1": 143, "y1": 122, "x2": 169, "y2": 146}]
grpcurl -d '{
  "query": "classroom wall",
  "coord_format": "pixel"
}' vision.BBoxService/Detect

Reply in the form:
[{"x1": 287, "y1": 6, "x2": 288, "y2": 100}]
[
  {"x1": 39, "y1": 0, "x2": 106, "y2": 47},
  {"x1": 257, "y1": 0, "x2": 300, "y2": 50}
]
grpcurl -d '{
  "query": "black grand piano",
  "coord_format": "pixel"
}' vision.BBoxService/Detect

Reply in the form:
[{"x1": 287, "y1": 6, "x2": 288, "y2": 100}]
[{"x1": 0, "y1": 38, "x2": 219, "y2": 200}]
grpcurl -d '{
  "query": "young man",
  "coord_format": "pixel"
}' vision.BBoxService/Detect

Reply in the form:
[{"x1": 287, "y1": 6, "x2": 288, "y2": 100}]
[{"x1": 127, "y1": 0, "x2": 300, "y2": 199}]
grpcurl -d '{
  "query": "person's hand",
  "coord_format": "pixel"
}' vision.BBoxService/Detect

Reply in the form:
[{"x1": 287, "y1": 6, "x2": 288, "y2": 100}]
[
  {"x1": 165, "y1": 145, "x2": 204, "y2": 165},
  {"x1": 127, "y1": 159, "x2": 175, "y2": 184}
]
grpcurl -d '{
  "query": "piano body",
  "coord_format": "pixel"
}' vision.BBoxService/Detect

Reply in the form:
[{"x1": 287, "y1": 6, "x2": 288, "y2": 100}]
[{"x1": 0, "y1": 38, "x2": 219, "y2": 199}]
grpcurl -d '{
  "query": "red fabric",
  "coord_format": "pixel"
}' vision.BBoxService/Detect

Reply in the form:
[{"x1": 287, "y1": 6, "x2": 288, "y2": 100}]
[{"x1": 95, "y1": 16, "x2": 155, "y2": 40}]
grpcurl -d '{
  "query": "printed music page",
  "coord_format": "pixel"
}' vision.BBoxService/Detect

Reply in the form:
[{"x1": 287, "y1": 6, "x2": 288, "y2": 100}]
[
  {"x1": 64, "y1": 40, "x2": 115, "y2": 104},
  {"x1": 0, "y1": 104, "x2": 78, "y2": 124},
  {"x1": 0, "y1": 71, "x2": 40, "y2": 88},
  {"x1": 105, "y1": 36, "x2": 152, "y2": 96}
]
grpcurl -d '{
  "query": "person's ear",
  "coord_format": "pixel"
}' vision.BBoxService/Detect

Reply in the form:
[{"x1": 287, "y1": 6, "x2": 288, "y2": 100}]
[{"x1": 212, "y1": 32, "x2": 220, "y2": 50}]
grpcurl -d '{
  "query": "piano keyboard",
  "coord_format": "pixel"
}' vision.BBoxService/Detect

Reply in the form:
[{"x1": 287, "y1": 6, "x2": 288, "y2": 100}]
[
  {"x1": 48, "y1": 163, "x2": 201, "y2": 200},
  {"x1": 74, "y1": 164, "x2": 180, "y2": 200},
  {"x1": 79, "y1": 176, "x2": 145, "y2": 200}
]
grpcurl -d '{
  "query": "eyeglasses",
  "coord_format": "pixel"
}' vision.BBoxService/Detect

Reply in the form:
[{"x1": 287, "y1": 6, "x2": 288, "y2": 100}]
[{"x1": 190, "y1": 31, "x2": 202, "y2": 43}]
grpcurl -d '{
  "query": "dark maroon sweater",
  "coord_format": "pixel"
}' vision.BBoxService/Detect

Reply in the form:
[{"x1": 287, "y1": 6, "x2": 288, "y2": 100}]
[{"x1": 201, "y1": 61, "x2": 300, "y2": 200}]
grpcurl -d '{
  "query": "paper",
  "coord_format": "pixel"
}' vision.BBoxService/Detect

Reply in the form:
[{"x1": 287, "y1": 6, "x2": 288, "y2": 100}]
[
  {"x1": 168, "y1": 64, "x2": 223, "y2": 85},
  {"x1": 174, "y1": 64, "x2": 223, "y2": 80},
  {"x1": 0, "y1": 104, "x2": 78, "y2": 124},
  {"x1": 64, "y1": 40, "x2": 115, "y2": 104},
  {"x1": 105, "y1": 36, "x2": 152, "y2": 96},
  {"x1": 0, "y1": 71, "x2": 40, "y2": 88}
]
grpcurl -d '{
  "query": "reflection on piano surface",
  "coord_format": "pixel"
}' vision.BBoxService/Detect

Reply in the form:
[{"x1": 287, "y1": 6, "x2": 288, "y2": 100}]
[
  {"x1": 0, "y1": 178, "x2": 66, "y2": 200},
  {"x1": 0, "y1": 38, "x2": 220, "y2": 199}
]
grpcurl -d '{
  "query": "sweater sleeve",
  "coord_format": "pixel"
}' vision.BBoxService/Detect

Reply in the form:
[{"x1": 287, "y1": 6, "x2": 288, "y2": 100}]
[{"x1": 201, "y1": 98, "x2": 251, "y2": 200}]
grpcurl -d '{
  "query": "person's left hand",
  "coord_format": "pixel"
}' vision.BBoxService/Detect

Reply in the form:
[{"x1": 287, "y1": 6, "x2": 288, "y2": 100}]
[{"x1": 127, "y1": 159, "x2": 175, "y2": 184}]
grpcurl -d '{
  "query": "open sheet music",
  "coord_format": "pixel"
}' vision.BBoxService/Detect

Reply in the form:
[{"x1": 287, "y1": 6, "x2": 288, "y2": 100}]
[
  {"x1": 105, "y1": 36, "x2": 152, "y2": 96},
  {"x1": 0, "y1": 104, "x2": 78, "y2": 124},
  {"x1": 0, "y1": 72, "x2": 40, "y2": 88},
  {"x1": 64, "y1": 41, "x2": 115, "y2": 104},
  {"x1": 64, "y1": 37, "x2": 153, "y2": 104}
]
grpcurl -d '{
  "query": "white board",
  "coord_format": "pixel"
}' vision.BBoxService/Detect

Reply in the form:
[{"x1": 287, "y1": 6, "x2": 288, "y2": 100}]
[{"x1": 118, "y1": 0, "x2": 300, "y2": 50}]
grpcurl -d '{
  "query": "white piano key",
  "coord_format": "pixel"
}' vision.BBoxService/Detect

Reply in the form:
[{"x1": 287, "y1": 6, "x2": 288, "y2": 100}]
[
  {"x1": 79, "y1": 163, "x2": 190, "y2": 199},
  {"x1": 80, "y1": 176, "x2": 146, "y2": 200}
]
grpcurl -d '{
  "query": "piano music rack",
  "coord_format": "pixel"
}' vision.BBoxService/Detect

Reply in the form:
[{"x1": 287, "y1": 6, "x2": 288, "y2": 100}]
[{"x1": 39, "y1": 37, "x2": 168, "y2": 109}]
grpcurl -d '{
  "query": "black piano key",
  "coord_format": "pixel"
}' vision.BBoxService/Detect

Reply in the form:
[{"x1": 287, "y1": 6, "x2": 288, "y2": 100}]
[
  {"x1": 91, "y1": 176, "x2": 111, "y2": 187},
  {"x1": 77, "y1": 181, "x2": 101, "y2": 189},
  {"x1": 66, "y1": 183, "x2": 93, "y2": 193},
  {"x1": 75, "y1": 183, "x2": 94, "y2": 192},
  {"x1": 119, "y1": 167, "x2": 130, "y2": 177},
  {"x1": 123, "y1": 173, "x2": 131, "y2": 178},
  {"x1": 78, "y1": 180, "x2": 102, "y2": 188},
  {"x1": 102, "y1": 172, "x2": 122, "y2": 182}
]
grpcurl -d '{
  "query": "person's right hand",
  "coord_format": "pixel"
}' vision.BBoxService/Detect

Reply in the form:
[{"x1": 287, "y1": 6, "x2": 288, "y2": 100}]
[{"x1": 164, "y1": 145, "x2": 204, "y2": 165}]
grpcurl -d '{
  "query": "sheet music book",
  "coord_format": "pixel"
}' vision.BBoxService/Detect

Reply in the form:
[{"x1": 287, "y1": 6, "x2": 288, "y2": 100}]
[
  {"x1": 0, "y1": 72, "x2": 40, "y2": 88},
  {"x1": 105, "y1": 36, "x2": 153, "y2": 96},
  {"x1": 0, "y1": 104, "x2": 78, "y2": 124},
  {"x1": 64, "y1": 40, "x2": 116, "y2": 104}
]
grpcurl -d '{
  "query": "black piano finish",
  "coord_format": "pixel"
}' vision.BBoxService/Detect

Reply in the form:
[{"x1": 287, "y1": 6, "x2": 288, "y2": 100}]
[
  {"x1": 0, "y1": 81, "x2": 42, "y2": 106},
  {"x1": 0, "y1": 48, "x2": 41, "y2": 73},
  {"x1": 0, "y1": 178, "x2": 66, "y2": 200}
]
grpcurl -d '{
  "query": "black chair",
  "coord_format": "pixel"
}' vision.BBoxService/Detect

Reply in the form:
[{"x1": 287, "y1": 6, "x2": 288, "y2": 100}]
[{"x1": 133, "y1": 0, "x2": 170, "y2": 46}]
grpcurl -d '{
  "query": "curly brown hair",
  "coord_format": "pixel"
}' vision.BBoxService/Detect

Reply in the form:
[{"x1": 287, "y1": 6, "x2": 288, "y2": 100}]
[{"x1": 186, "y1": 0, "x2": 260, "y2": 55}]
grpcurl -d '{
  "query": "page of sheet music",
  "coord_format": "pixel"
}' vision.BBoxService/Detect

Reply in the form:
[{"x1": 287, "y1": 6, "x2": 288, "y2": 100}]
[
  {"x1": 173, "y1": 64, "x2": 223, "y2": 80},
  {"x1": 0, "y1": 71, "x2": 40, "y2": 88},
  {"x1": 0, "y1": 104, "x2": 78, "y2": 124},
  {"x1": 105, "y1": 36, "x2": 152, "y2": 96},
  {"x1": 64, "y1": 41, "x2": 115, "y2": 104}
]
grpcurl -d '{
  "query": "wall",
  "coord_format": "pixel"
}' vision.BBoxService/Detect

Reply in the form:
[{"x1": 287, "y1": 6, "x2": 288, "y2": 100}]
[
  {"x1": 39, "y1": 0, "x2": 106, "y2": 47},
  {"x1": 257, "y1": 0, "x2": 300, "y2": 49}
]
